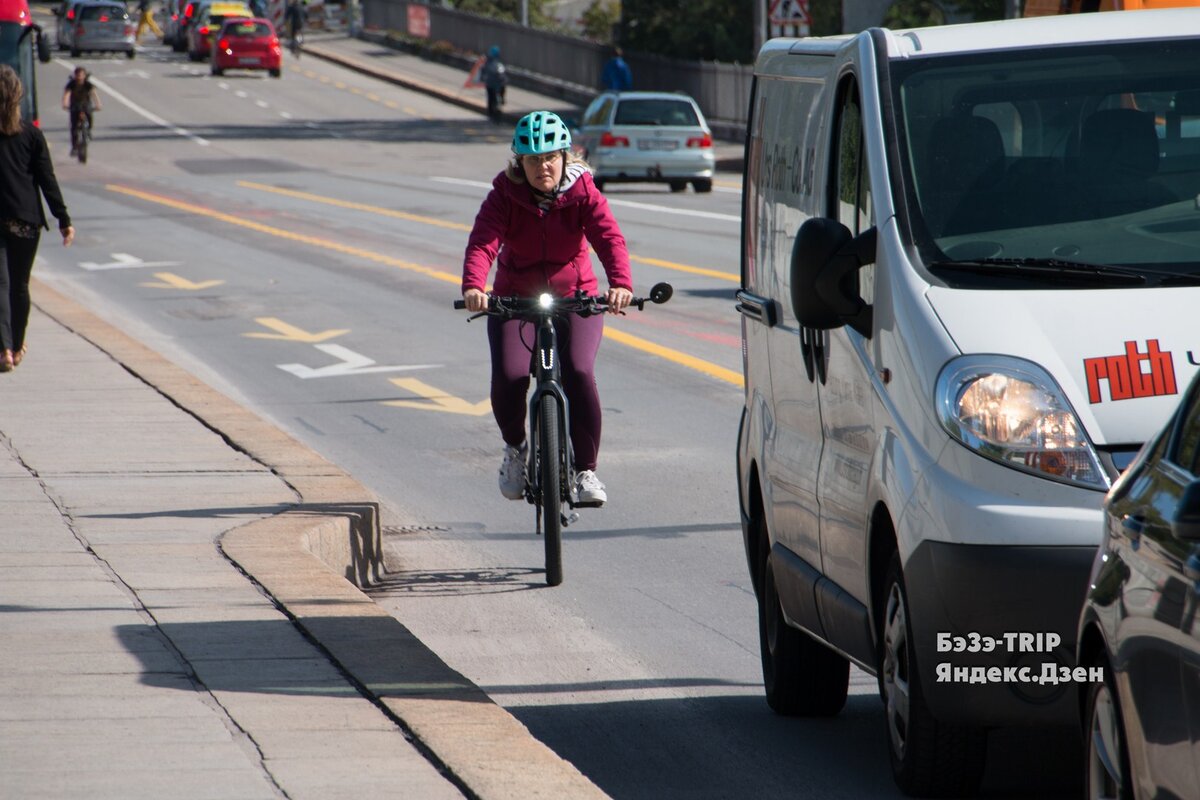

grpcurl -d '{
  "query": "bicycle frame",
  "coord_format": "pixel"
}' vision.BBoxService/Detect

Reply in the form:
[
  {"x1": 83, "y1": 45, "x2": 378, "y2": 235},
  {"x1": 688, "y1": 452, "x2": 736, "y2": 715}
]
[{"x1": 525, "y1": 312, "x2": 576, "y2": 515}]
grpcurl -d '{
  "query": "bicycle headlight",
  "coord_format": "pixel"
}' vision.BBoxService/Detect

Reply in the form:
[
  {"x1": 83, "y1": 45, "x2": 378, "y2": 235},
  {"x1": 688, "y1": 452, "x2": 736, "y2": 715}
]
[
  {"x1": 538, "y1": 293, "x2": 554, "y2": 309},
  {"x1": 936, "y1": 355, "x2": 1109, "y2": 491}
]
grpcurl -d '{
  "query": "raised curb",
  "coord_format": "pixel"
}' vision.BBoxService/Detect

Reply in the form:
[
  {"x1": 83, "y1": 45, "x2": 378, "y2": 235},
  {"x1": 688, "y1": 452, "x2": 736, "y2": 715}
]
[{"x1": 31, "y1": 277, "x2": 610, "y2": 800}]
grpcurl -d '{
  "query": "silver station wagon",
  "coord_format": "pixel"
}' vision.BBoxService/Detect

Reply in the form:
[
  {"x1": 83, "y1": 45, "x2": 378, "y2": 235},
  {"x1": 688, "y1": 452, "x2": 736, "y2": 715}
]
[
  {"x1": 70, "y1": 0, "x2": 134, "y2": 58},
  {"x1": 574, "y1": 90, "x2": 716, "y2": 193}
]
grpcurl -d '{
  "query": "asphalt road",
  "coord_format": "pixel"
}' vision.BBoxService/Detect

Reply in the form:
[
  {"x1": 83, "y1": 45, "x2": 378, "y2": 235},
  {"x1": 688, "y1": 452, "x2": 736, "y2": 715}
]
[{"x1": 32, "y1": 41, "x2": 1082, "y2": 800}]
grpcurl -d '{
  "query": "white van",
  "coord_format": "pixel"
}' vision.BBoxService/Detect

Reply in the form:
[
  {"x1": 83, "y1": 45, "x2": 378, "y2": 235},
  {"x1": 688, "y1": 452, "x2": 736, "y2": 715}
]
[{"x1": 735, "y1": 9, "x2": 1200, "y2": 797}]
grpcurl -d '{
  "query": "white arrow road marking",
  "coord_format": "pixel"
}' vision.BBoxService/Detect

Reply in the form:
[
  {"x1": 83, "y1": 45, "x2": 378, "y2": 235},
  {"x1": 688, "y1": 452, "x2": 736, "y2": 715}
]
[
  {"x1": 79, "y1": 253, "x2": 183, "y2": 271},
  {"x1": 278, "y1": 344, "x2": 440, "y2": 379}
]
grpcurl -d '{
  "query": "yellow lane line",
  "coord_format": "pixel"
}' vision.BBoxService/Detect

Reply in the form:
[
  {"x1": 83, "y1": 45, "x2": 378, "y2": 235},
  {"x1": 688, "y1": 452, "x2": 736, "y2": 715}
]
[
  {"x1": 630, "y1": 255, "x2": 736, "y2": 282},
  {"x1": 237, "y1": 182, "x2": 740, "y2": 282},
  {"x1": 238, "y1": 181, "x2": 472, "y2": 232},
  {"x1": 107, "y1": 184, "x2": 742, "y2": 386},
  {"x1": 105, "y1": 184, "x2": 462, "y2": 286},
  {"x1": 603, "y1": 327, "x2": 743, "y2": 387}
]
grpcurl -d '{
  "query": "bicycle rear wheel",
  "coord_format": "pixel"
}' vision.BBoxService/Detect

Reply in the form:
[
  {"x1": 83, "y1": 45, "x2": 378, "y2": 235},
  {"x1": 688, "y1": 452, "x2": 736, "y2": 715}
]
[
  {"x1": 75, "y1": 118, "x2": 88, "y2": 164},
  {"x1": 538, "y1": 394, "x2": 563, "y2": 586}
]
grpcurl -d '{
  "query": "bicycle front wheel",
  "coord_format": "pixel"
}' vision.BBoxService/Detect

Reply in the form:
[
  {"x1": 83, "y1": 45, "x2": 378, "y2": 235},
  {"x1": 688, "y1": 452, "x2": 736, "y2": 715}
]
[{"x1": 538, "y1": 393, "x2": 563, "y2": 586}]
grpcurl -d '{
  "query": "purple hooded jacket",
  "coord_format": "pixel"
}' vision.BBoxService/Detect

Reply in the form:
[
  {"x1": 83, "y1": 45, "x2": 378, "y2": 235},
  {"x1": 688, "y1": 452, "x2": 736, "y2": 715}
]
[{"x1": 462, "y1": 167, "x2": 632, "y2": 298}]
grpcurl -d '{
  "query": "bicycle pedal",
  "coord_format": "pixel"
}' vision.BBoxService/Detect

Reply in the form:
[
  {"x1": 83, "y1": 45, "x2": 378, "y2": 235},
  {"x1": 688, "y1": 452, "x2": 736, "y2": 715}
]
[{"x1": 561, "y1": 512, "x2": 580, "y2": 526}]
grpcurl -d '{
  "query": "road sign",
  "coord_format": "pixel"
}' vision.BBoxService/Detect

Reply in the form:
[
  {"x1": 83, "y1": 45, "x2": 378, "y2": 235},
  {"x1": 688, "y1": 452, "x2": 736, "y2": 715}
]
[{"x1": 768, "y1": 0, "x2": 810, "y2": 35}]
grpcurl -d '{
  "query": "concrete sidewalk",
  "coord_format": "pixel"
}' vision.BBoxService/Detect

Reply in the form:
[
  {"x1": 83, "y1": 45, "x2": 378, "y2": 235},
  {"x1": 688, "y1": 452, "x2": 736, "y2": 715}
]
[
  {"x1": 300, "y1": 31, "x2": 746, "y2": 171},
  {"x1": 0, "y1": 281, "x2": 609, "y2": 799}
]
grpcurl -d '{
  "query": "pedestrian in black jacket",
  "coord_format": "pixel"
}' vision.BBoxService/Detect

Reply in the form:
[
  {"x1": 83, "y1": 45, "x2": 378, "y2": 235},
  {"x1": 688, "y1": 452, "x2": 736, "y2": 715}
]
[{"x1": 0, "y1": 65, "x2": 74, "y2": 372}]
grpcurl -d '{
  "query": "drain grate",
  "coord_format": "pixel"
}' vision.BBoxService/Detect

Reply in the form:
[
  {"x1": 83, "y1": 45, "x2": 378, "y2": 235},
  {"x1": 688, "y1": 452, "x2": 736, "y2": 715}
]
[{"x1": 383, "y1": 525, "x2": 450, "y2": 535}]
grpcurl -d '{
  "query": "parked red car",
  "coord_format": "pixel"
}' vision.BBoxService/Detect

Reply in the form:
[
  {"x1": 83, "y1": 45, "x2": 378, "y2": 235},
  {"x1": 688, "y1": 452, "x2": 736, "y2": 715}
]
[{"x1": 210, "y1": 17, "x2": 280, "y2": 77}]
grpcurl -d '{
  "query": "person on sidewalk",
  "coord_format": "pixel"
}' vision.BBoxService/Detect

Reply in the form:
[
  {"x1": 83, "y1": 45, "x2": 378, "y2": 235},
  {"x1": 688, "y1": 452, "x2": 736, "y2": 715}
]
[
  {"x1": 600, "y1": 46, "x2": 632, "y2": 92},
  {"x1": 0, "y1": 66, "x2": 74, "y2": 372},
  {"x1": 460, "y1": 111, "x2": 632, "y2": 506},
  {"x1": 480, "y1": 45, "x2": 508, "y2": 123},
  {"x1": 62, "y1": 67, "x2": 101, "y2": 157},
  {"x1": 134, "y1": 0, "x2": 163, "y2": 43}
]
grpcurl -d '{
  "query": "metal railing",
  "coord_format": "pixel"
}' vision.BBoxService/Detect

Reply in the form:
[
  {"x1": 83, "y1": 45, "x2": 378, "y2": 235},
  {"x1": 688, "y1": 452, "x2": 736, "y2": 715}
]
[{"x1": 360, "y1": 0, "x2": 752, "y2": 134}]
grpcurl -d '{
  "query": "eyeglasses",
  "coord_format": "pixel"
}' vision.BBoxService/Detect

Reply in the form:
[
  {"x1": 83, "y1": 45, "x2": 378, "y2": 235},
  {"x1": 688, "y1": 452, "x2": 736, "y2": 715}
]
[{"x1": 523, "y1": 152, "x2": 562, "y2": 165}]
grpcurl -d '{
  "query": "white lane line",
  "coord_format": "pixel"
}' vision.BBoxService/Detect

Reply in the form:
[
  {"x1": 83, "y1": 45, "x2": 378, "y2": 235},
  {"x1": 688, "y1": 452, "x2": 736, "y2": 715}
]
[
  {"x1": 430, "y1": 176, "x2": 739, "y2": 222},
  {"x1": 59, "y1": 59, "x2": 209, "y2": 146}
]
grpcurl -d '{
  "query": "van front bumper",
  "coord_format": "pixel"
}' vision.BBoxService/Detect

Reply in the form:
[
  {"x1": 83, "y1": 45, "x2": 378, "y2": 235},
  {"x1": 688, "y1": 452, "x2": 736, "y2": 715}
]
[{"x1": 904, "y1": 541, "x2": 1096, "y2": 727}]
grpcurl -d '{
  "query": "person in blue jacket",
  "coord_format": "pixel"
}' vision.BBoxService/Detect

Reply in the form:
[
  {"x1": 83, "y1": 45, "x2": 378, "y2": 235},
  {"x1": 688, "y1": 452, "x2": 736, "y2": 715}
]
[{"x1": 601, "y1": 46, "x2": 632, "y2": 92}]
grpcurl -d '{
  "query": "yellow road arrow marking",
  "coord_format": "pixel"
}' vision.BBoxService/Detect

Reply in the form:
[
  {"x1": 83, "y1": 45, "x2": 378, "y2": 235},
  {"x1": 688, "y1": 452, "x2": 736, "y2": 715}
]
[
  {"x1": 384, "y1": 378, "x2": 491, "y2": 416},
  {"x1": 243, "y1": 317, "x2": 349, "y2": 342},
  {"x1": 139, "y1": 272, "x2": 225, "y2": 290}
]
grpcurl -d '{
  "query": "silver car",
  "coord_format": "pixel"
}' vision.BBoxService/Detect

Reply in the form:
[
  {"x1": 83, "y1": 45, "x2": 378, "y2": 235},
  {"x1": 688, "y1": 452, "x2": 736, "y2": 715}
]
[
  {"x1": 574, "y1": 91, "x2": 716, "y2": 193},
  {"x1": 70, "y1": 1, "x2": 135, "y2": 59}
]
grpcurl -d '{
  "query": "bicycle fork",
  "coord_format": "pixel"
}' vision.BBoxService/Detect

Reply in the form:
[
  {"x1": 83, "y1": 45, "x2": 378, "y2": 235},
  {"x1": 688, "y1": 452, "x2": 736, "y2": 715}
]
[{"x1": 526, "y1": 317, "x2": 578, "y2": 532}]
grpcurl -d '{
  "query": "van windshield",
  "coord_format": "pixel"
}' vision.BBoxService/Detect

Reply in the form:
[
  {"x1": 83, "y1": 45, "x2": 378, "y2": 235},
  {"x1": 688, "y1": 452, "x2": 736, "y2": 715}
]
[{"x1": 892, "y1": 38, "x2": 1200, "y2": 286}]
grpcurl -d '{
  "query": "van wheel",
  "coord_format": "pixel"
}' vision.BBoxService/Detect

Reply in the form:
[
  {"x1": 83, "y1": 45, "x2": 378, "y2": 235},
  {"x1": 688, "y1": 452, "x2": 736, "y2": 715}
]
[
  {"x1": 693, "y1": 178, "x2": 713, "y2": 193},
  {"x1": 669, "y1": 180, "x2": 687, "y2": 193},
  {"x1": 881, "y1": 554, "x2": 987, "y2": 797},
  {"x1": 211, "y1": 65, "x2": 222, "y2": 76},
  {"x1": 1085, "y1": 655, "x2": 1131, "y2": 800},
  {"x1": 593, "y1": 178, "x2": 606, "y2": 192},
  {"x1": 70, "y1": 47, "x2": 80, "y2": 57},
  {"x1": 126, "y1": 48, "x2": 135, "y2": 59},
  {"x1": 759, "y1": 546, "x2": 849, "y2": 716}
]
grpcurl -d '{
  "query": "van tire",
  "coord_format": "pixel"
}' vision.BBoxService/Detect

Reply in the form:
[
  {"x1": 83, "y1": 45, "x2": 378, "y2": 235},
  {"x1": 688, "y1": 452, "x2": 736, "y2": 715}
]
[
  {"x1": 593, "y1": 178, "x2": 606, "y2": 192},
  {"x1": 693, "y1": 178, "x2": 713, "y2": 193},
  {"x1": 70, "y1": 47, "x2": 79, "y2": 57},
  {"x1": 881, "y1": 554, "x2": 987, "y2": 797},
  {"x1": 669, "y1": 180, "x2": 687, "y2": 193},
  {"x1": 759, "y1": 549, "x2": 849, "y2": 716}
]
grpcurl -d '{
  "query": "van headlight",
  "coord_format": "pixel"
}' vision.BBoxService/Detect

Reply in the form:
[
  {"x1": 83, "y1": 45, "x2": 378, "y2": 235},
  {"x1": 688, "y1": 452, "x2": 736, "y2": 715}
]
[{"x1": 936, "y1": 355, "x2": 1109, "y2": 491}]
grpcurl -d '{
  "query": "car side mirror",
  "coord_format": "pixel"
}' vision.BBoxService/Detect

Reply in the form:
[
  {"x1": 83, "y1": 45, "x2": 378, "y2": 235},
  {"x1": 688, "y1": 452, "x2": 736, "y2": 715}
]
[
  {"x1": 1171, "y1": 480, "x2": 1200, "y2": 541},
  {"x1": 789, "y1": 217, "x2": 875, "y2": 338}
]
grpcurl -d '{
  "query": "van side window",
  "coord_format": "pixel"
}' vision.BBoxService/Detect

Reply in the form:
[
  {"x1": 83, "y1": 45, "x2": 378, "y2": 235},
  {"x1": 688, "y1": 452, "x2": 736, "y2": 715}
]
[
  {"x1": 831, "y1": 78, "x2": 873, "y2": 303},
  {"x1": 832, "y1": 81, "x2": 872, "y2": 236}
]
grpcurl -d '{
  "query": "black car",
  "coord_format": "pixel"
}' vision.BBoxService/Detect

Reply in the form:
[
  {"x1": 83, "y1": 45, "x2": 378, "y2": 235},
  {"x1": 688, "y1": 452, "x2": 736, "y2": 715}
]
[{"x1": 1077, "y1": 369, "x2": 1200, "y2": 800}]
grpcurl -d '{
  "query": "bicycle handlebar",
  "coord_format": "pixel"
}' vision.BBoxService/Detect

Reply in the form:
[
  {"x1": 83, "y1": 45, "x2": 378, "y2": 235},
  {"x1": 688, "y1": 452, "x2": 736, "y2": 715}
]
[{"x1": 454, "y1": 282, "x2": 673, "y2": 315}]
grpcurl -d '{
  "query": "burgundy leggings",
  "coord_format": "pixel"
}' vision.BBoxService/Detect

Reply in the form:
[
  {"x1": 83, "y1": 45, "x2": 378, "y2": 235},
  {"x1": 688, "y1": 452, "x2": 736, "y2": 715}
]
[{"x1": 488, "y1": 311, "x2": 605, "y2": 471}]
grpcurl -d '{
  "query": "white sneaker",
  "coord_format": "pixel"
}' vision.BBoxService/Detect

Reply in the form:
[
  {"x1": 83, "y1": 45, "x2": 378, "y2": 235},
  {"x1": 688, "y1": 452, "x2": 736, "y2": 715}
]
[
  {"x1": 575, "y1": 470, "x2": 607, "y2": 506},
  {"x1": 499, "y1": 443, "x2": 527, "y2": 500}
]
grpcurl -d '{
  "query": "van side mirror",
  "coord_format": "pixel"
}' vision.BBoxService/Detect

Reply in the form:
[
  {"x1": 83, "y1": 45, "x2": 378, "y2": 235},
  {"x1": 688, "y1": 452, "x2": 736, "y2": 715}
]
[
  {"x1": 37, "y1": 31, "x2": 51, "y2": 63},
  {"x1": 1172, "y1": 480, "x2": 1200, "y2": 541},
  {"x1": 789, "y1": 217, "x2": 875, "y2": 338}
]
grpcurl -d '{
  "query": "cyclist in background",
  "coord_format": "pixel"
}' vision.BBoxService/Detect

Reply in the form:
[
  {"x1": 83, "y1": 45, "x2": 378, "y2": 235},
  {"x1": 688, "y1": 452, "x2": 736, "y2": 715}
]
[
  {"x1": 285, "y1": 0, "x2": 304, "y2": 52},
  {"x1": 461, "y1": 110, "x2": 633, "y2": 506},
  {"x1": 61, "y1": 67, "x2": 100, "y2": 157}
]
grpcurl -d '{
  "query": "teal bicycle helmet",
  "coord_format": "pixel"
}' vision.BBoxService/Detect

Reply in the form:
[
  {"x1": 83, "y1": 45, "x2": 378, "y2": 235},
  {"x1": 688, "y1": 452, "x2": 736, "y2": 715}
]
[{"x1": 512, "y1": 111, "x2": 572, "y2": 156}]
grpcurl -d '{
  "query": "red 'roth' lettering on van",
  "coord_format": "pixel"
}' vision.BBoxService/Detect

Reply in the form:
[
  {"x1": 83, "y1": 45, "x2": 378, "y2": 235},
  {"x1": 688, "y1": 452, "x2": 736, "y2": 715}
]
[{"x1": 1084, "y1": 340, "x2": 1177, "y2": 404}]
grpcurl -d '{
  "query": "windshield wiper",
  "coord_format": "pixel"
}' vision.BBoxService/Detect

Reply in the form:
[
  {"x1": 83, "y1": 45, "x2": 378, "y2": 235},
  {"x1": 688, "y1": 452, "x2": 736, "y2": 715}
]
[{"x1": 928, "y1": 257, "x2": 1147, "y2": 286}]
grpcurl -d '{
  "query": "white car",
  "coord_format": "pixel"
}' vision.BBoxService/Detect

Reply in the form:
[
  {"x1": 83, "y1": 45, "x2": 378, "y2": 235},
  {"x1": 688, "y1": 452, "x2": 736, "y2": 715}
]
[{"x1": 574, "y1": 90, "x2": 715, "y2": 193}]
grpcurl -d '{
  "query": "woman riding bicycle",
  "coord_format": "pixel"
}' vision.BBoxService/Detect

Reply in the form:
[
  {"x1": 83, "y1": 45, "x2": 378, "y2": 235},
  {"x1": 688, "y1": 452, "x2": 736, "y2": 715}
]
[{"x1": 462, "y1": 110, "x2": 633, "y2": 506}]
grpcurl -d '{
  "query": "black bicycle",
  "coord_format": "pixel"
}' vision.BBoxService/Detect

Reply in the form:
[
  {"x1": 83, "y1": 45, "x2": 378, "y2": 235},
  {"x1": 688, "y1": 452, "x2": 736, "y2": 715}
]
[
  {"x1": 71, "y1": 107, "x2": 90, "y2": 164},
  {"x1": 456, "y1": 283, "x2": 673, "y2": 585}
]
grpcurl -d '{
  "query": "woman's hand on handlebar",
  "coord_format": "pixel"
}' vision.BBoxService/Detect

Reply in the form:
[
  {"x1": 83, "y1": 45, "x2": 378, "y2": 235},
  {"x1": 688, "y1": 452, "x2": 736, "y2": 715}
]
[
  {"x1": 463, "y1": 288, "x2": 490, "y2": 312},
  {"x1": 606, "y1": 286, "x2": 633, "y2": 315}
]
